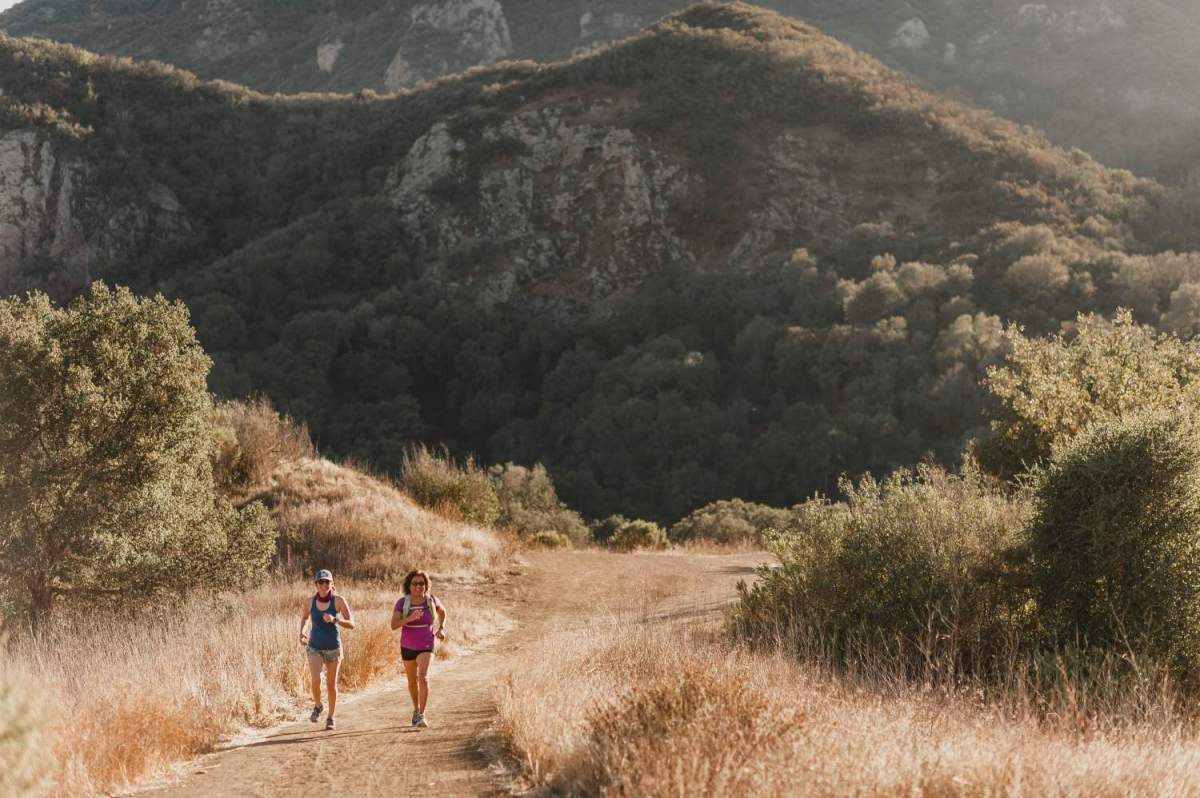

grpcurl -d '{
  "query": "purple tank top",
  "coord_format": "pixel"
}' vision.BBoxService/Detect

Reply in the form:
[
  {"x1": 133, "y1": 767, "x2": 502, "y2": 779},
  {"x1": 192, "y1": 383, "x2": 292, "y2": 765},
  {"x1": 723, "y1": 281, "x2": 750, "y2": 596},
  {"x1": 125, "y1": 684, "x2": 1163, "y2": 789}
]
[{"x1": 396, "y1": 596, "x2": 440, "y2": 650}]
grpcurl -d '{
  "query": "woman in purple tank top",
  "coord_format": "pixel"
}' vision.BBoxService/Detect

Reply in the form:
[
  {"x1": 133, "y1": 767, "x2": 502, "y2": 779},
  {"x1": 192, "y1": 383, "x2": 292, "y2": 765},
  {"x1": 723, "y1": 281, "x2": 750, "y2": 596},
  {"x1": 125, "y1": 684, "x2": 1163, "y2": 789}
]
[{"x1": 390, "y1": 569, "x2": 446, "y2": 728}]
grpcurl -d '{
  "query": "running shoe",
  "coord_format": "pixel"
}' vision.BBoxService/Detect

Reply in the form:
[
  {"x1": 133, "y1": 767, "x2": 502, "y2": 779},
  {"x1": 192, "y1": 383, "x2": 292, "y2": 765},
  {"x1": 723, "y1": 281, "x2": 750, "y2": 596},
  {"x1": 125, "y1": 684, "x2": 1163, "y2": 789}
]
[
  {"x1": 415, "y1": 713, "x2": 429, "y2": 728},
  {"x1": 326, "y1": 716, "x2": 336, "y2": 730},
  {"x1": 411, "y1": 709, "x2": 420, "y2": 726},
  {"x1": 309, "y1": 704, "x2": 323, "y2": 723}
]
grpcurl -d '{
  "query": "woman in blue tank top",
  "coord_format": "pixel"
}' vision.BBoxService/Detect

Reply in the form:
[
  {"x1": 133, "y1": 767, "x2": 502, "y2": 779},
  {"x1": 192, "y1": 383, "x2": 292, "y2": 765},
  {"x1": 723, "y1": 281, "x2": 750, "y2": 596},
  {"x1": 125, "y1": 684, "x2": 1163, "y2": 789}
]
[{"x1": 299, "y1": 569, "x2": 356, "y2": 729}]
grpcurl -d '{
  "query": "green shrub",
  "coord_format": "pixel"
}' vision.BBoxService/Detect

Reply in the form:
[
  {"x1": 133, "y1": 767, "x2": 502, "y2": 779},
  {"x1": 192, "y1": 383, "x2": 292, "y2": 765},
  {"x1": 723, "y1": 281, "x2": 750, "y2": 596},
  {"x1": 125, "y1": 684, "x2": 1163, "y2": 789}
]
[
  {"x1": 669, "y1": 498, "x2": 792, "y2": 545},
  {"x1": 399, "y1": 444, "x2": 500, "y2": 527},
  {"x1": 738, "y1": 464, "x2": 1031, "y2": 670},
  {"x1": 608, "y1": 519, "x2": 669, "y2": 553},
  {"x1": 528, "y1": 530, "x2": 570, "y2": 549},
  {"x1": 490, "y1": 462, "x2": 588, "y2": 545},
  {"x1": 1030, "y1": 412, "x2": 1200, "y2": 675},
  {"x1": 591, "y1": 515, "x2": 629, "y2": 546}
]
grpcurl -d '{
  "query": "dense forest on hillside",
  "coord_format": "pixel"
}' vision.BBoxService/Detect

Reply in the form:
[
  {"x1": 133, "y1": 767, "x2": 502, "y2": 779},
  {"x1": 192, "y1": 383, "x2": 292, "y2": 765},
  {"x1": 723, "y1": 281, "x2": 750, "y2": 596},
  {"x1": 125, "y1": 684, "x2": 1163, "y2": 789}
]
[{"x1": 3, "y1": 4, "x2": 1200, "y2": 520}]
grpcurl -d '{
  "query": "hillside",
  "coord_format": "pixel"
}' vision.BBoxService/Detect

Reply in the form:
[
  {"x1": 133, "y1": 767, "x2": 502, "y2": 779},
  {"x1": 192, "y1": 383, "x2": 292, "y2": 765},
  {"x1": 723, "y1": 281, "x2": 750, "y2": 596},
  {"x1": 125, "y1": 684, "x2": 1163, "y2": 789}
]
[
  {"x1": 4, "y1": 0, "x2": 1200, "y2": 182},
  {"x1": 1, "y1": 3, "x2": 1196, "y2": 520}
]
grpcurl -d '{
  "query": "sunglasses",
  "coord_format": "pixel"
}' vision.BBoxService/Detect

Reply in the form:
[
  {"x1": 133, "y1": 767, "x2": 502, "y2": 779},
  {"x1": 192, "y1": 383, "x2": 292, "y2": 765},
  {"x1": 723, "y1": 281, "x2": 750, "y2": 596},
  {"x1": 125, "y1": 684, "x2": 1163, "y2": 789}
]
[
  {"x1": 316, "y1": 579, "x2": 331, "y2": 585},
  {"x1": 411, "y1": 581, "x2": 427, "y2": 587}
]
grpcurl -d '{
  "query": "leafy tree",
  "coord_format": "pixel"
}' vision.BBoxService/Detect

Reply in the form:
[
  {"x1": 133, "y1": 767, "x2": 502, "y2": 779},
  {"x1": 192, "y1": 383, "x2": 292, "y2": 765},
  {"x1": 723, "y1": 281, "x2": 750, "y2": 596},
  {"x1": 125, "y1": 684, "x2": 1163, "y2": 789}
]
[
  {"x1": 668, "y1": 498, "x2": 793, "y2": 545},
  {"x1": 490, "y1": 462, "x2": 589, "y2": 545},
  {"x1": 979, "y1": 310, "x2": 1200, "y2": 479},
  {"x1": 0, "y1": 284, "x2": 275, "y2": 629},
  {"x1": 1030, "y1": 413, "x2": 1200, "y2": 675}
]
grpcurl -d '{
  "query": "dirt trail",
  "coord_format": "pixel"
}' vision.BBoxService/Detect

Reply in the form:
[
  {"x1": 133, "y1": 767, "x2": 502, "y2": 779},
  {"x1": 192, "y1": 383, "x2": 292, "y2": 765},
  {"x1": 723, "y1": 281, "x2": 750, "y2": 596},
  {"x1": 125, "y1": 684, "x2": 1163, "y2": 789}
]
[{"x1": 140, "y1": 549, "x2": 767, "y2": 797}]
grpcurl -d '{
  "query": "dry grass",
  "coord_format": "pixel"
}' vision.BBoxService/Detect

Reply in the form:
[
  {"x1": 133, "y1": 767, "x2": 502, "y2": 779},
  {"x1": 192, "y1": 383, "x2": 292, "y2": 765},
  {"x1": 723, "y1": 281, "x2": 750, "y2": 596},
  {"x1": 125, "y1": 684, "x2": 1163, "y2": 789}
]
[
  {"x1": 497, "y1": 605, "x2": 1200, "y2": 797},
  {"x1": 11, "y1": 581, "x2": 506, "y2": 796},
  {"x1": 262, "y1": 457, "x2": 512, "y2": 582},
  {"x1": 0, "y1": 658, "x2": 54, "y2": 797}
]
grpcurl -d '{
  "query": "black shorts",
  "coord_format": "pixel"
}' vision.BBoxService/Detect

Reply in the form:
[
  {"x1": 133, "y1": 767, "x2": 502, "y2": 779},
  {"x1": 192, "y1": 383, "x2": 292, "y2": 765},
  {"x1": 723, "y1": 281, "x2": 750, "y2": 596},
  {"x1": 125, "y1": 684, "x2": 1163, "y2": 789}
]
[{"x1": 401, "y1": 646, "x2": 433, "y2": 661}]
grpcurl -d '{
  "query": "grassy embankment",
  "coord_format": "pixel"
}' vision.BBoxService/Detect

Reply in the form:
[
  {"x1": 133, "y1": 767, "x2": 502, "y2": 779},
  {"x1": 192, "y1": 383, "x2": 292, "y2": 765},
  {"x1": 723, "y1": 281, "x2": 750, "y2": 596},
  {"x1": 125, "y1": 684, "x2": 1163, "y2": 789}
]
[
  {"x1": 6, "y1": 425, "x2": 512, "y2": 796},
  {"x1": 497, "y1": 590, "x2": 1200, "y2": 796}
]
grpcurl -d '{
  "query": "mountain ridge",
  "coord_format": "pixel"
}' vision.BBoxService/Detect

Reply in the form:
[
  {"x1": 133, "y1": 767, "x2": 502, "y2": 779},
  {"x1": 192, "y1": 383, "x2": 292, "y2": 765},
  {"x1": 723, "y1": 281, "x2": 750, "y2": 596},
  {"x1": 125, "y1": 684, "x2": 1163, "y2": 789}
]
[
  {"x1": 1, "y1": 3, "x2": 1196, "y2": 520},
  {"x1": 5, "y1": 0, "x2": 1200, "y2": 183}
]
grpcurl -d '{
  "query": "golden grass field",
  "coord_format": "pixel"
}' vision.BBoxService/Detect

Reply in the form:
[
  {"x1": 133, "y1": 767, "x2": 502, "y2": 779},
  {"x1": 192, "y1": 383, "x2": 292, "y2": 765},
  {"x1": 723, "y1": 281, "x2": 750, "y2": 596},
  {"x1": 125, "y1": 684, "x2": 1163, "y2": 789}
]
[{"x1": 496, "y1": 570, "x2": 1200, "y2": 797}]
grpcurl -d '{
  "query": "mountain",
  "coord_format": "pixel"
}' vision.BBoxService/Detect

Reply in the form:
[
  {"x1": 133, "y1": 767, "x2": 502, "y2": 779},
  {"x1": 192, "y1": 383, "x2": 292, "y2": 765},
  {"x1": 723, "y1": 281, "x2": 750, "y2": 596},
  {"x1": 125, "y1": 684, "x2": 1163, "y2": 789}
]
[
  {"x1": 4, "y1": 1, "x2": 1200, "y2": 183},
  {"x1": 0, "y1": 3, "x2": 1195, "y2": 521}
]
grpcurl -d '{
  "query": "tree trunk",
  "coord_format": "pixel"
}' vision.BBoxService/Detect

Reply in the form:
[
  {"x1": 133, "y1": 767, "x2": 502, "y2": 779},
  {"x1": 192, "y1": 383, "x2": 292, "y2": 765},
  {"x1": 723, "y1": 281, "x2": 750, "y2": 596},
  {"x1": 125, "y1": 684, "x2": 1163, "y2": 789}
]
[{"x1": 28, "y1": 579, "x2": 54, "y2": 635}]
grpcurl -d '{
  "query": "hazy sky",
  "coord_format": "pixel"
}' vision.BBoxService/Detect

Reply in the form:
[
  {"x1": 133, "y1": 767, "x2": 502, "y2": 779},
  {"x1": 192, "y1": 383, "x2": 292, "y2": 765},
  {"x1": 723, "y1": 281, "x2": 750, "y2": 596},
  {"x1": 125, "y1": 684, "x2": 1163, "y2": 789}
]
[{"x1": 0, "y1": 0, "x2": 19, "y2": 12}]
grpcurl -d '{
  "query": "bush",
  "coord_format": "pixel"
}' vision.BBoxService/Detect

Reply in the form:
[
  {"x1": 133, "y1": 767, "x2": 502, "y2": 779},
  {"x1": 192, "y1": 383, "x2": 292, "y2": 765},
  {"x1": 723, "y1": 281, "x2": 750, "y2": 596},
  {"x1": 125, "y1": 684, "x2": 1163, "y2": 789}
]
[
  {"x1": 490, "y1": 462, "x2": 589, "y2": 545},
  {"x1": 590, "y1": 515, "x2": 629, "y2": 546},
  {"x1": 399, "y1": 444, "x2": 500, "y2": 527},
  {"x1": 738, "y1": 464, "x2": 1031, "y2": 671},
  {"x1": 1030, "y1": 412, "x2": 1200, "y2": 675},
  {"x1": 211, "y1": 396, "x2": 316, "y2": 492},
  {"x1": 608, "y1": 519, "x2": 669, "y2": 553},
  {"x1": 582, "y1": 665, "x2": 798, "y2": 796},
  {"x1": 528, "y1": 531, "x2": 570, "y2": 549},
  {"x1": 669, "y1": 498, "x2": 792, "y2": 545}
]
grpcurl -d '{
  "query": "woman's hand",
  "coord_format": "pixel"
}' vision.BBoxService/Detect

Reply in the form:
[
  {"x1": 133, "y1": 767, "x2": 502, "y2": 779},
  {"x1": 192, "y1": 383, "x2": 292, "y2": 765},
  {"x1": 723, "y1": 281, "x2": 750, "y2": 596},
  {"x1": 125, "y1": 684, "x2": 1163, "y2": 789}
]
[
  {"x1": 407, "y1": 610, "x2": 423, "y2": 625},
  {"x1": 300, "y1": 632, "x2": 309, "y2": 645},
  {"x1": 322, "y1": 612, "x2": 335, "y2": 624},
  {"x1": 435, "y1": 629, "x2": 446, "y2": 641}
]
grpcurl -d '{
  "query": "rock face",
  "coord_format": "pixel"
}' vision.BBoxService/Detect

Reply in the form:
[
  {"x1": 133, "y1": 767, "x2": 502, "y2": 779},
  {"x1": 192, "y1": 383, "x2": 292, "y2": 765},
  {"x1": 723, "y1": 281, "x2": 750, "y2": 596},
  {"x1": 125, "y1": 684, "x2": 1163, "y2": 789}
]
[
  {"x1": 389, "y1": 105, "x2": 693, "y2": 304},
  {"x1": 0, "y1": 130, "x2": 87, "y2": 292},
  {"x1": 387, "y1": 98, "x2": 952, "y2": 306},
  {"x1": 383, "y1": 0, "x2": 512, "y2": 90},
  {"x1": 890, "y1": 18, "x2": 931, "y2": 51},
  {"x1": 0, "y1": 130, "x2": 189, "y2": 294}
]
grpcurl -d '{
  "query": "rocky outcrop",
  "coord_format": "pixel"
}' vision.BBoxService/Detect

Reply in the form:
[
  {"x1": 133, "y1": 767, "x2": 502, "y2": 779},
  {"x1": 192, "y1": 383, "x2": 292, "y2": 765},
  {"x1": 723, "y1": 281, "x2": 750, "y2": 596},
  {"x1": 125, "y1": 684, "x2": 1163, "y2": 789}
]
[
  {"x1": 387, "y1": 98, "x2": 948, "y2": 306},
  {"x1": 0, "y1": 130, "x2": 190, "y2": 294},
  {"x1": 389, "y1": 105, "x2": 694, "y2": 304},
  {"x1": 890, "y1": 18, "x2": 931, "y2": 51},
  {"x1": 383, "y1": 0, "x2": 512, "y2": 90}
]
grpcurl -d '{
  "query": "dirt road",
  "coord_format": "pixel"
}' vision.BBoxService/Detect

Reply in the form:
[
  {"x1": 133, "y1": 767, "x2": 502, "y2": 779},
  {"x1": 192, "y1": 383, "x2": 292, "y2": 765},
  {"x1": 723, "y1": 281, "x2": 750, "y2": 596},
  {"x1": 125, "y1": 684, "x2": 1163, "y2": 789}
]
[{"x1": 140, "y1": 549, "x2": 767, "y2": 797}]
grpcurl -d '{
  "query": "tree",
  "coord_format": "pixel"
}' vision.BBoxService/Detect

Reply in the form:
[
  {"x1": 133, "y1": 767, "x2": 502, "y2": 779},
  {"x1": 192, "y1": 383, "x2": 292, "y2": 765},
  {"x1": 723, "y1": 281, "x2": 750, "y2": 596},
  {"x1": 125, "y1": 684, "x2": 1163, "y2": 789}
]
[
  {"x1": 979, "y1": 309, "x2": 1200, "y2": 479},
  {"x1": 0, "y1": 284, "x2": 276, "y2": 629},
  {"x1": 1030, "y1": 413, "x2": 1200, "y2": 674}
]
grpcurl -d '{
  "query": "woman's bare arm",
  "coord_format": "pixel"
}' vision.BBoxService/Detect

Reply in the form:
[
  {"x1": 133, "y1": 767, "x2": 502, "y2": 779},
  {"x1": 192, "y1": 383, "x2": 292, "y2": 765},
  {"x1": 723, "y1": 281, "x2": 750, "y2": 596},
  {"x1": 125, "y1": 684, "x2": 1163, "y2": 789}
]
[{"x1": 335, "y1": 596, "x2": 356, "y2": 630}]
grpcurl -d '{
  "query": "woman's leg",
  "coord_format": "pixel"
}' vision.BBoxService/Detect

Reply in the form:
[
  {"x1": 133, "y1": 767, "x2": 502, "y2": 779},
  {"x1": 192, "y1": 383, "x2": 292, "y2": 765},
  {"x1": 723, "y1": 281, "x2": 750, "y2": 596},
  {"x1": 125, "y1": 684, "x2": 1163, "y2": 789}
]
[
  {"x1": 307, "y1": 653, "x2": 324, "y2": 706},
  {"x1": 403, "y1": 659, "x2": 420, "y2": 710},
  {"x1": 416, "y1": 652, "x2": 432, "y2": 713},
  {"x1": 325, "y1": 658, "x2": 341, "y2": 717}
]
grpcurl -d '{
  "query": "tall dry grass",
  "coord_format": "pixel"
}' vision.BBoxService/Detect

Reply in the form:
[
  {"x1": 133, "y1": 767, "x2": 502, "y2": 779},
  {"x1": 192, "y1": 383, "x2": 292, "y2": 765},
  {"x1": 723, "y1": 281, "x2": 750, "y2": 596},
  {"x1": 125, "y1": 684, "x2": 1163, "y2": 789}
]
[
  {"x1": 11, "y1": 582, "x2": 505, "y2": 796},
  {"x1": 497, "y1": 608, "x2": 1200, "y2": 796},
  {"x1": 0, "y1": 658, "x2": 54, "y2": 797}
]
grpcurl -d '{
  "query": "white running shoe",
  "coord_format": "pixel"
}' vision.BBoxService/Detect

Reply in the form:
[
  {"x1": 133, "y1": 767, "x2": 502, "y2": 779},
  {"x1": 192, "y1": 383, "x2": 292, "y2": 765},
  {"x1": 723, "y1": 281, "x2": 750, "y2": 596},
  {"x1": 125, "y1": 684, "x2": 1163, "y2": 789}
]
[{"x1": 415, "y1": 713, "x2": 429, "y2": 728}]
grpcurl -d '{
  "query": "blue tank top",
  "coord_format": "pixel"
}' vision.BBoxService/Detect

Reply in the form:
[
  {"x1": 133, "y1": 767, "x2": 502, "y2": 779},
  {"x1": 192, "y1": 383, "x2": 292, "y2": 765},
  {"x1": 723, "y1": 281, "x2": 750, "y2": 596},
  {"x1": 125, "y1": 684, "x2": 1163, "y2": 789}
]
[{"x1": 309, "y1": 593, "x2": 340, "y2": 650}]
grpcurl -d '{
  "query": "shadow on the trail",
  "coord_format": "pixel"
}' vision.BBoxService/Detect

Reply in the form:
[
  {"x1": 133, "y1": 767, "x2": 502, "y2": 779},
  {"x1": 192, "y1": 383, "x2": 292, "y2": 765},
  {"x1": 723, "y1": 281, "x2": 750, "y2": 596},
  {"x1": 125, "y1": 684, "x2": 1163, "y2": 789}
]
[
  {"x1": 220, "y1": 726, "x2": 417, "y2": 751},
  {"x1": 714, "y1": 564, "x2": 762, "y2": 575}
]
